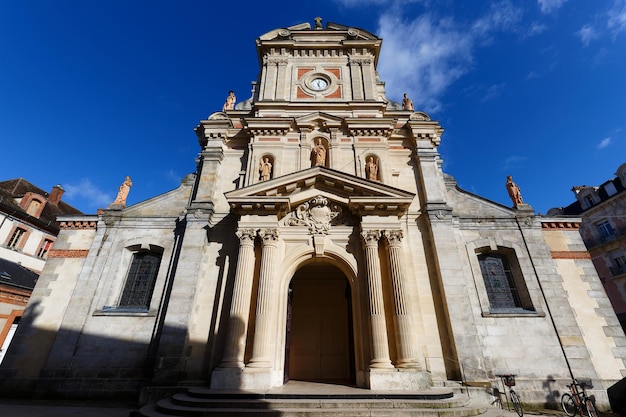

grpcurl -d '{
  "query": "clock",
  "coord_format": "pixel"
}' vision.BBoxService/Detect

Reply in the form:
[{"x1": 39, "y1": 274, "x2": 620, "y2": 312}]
[{"x1": 310, "y1": 78, "x2": 328, "y2": 91}]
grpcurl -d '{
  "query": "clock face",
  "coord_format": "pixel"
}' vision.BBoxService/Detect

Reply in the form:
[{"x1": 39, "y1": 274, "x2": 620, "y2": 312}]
[{"x1": 310, "y1": 78, "x2": 328, "y2": 91}]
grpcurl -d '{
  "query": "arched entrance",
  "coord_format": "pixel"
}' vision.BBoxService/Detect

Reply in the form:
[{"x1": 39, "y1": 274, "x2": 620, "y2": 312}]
[{"x1": 285, "y1": 263, "x2": 355, "y2": 384}]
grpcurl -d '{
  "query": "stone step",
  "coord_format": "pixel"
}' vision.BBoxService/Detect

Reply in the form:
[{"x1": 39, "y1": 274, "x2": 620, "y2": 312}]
[
  {"x1": 138, "y1": 394, "x2": 488, "y2": 417},
  {"x1": 185, "y1": 386, "x2": 456, "y2": 401},
  {"x1": 169, "y1": 394, "x2": 471, "y2": 409}
]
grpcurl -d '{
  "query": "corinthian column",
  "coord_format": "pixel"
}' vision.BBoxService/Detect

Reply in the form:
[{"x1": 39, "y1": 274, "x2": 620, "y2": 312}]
[
  {"x1": 219, "y1": 229, "x2": 256, "y2": 368},
  {"x1": 384, "y1": 230, "x2": 421, "y2": 369},
  {"x1": 361, "y1": 229, "x2": 394, "y2": 369},
  {"x1": 247, "y1": 228, "x2": 279, "y2": 368}
]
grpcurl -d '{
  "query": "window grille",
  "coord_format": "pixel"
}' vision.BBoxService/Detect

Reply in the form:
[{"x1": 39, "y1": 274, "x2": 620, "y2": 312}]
[
  {"x1": 119, "y1": 251, "x2": 161, "y2": 309},
  {"x1": 478, "y1": 254, "x2": 522, "y2": 309}
]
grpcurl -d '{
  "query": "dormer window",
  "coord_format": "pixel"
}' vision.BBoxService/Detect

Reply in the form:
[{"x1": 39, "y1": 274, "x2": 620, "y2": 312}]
[
  {"x1": 597, "y1": 220, "x2": 615, "y2": 240},
  {"x1": 26, "y1": 199, "x2": 43, "y2": 217}
]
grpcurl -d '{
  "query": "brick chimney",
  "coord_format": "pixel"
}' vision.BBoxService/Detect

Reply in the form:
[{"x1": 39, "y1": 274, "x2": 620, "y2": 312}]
[{"x1": 48, "y1": 184, "x2": 64, "y2": 206}]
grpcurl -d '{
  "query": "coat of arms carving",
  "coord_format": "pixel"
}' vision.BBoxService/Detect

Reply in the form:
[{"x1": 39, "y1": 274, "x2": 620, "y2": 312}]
[{"x1": 285, "y1": 195, "x2": 343, "y2": 234}]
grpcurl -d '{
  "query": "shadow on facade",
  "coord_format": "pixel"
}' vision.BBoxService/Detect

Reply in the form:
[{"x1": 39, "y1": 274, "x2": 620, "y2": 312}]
[
  {"x1": 0, "y1": 304, "x2": 232, "y2": 404},
  {"x1": 542, "y1": 375, "x2": 560, "y2": 409}
]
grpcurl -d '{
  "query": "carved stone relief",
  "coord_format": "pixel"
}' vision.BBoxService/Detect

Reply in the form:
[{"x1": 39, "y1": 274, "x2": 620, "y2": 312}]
[{"x1": 283, "y1": 195, "x2": 345, "y2": 234}]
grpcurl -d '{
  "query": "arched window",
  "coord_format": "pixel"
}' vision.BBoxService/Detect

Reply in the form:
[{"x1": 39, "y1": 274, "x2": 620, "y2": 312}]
[
  {"x1": 119, "y1": 250, "x2": 162, "y2": 309},
  {"x1": 477, "y1": 248, "x2": 534, "y2": 312}
]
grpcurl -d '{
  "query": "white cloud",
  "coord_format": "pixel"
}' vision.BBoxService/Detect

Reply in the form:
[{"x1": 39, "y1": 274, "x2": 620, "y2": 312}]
[
  {"x1": 472, "y1": 1, "x2": 523, "y2": 36},
  {"x1": 375, "y1": 2, "x2": 527, "y2": 112},
  {"x1": 577, "y1": 25, "x2": 599, "y2": 47},
  {"x1": 481, "y1": 83, "x2": 506, "y2": 102},
  {"x1": 503, "y1": 155, "x2": 527, "y2": 170},
  {"x1": 537, "y1": 0, "x2": 568, "y2": 14},
  {"x1": 376, "y1": 14, "x2": 473, "y2": 112},
  {"x1": 597, "y1": 137, "x2": 612, "y2": 149},
  {"x1": 63, "y1": 178, "x2": 113, "y2": 209},
  {"x1": 608, "y1": 1, "x2": 626, "y2": 34}
]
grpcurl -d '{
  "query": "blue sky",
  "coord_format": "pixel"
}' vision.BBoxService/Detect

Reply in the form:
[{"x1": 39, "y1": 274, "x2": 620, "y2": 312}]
[{"x1": 2, "y1": 0, "x2": 625, "y2": 215}]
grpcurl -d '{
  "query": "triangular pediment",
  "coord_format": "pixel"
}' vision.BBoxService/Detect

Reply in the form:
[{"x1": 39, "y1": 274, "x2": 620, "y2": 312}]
[
  {"x1": 225, "y1": 166, "x2": 414, "y2": 217},
  {"x1": 295, "y1": 112, "x2": 344, "y2": 130}
]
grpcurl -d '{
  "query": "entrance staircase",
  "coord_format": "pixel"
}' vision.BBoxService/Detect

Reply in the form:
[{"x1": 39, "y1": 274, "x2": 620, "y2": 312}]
[{"x1": 137, "y1": 381, "x2": 492, "y2": 416}]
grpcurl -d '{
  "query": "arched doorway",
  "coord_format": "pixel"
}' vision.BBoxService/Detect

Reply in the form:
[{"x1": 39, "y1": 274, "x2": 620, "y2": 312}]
[{"x1": 285, "y1": 263, "x2": 355, "y2": 384}]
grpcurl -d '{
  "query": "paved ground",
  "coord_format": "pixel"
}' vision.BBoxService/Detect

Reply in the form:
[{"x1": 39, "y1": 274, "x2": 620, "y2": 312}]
[
  {"x1": 0, "y1": 399, "x2": 583, "y2": 417},
  {"x1": 0, "y1": 399, "x2": 139, "y2": 417}
]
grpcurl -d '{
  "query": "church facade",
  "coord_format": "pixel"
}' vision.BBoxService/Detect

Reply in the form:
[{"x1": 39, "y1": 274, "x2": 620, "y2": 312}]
[{"x1": 1, "y1": 21, "x2": 624, "y2": 409}]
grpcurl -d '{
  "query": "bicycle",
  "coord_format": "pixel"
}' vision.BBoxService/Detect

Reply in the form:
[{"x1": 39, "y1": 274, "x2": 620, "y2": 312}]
[
  {"x1": 494, "y1": 374, "x2": 523, "y2": 417},
  {"x1": 561, "y1": 378, "x2": 598, "y2": 417}
]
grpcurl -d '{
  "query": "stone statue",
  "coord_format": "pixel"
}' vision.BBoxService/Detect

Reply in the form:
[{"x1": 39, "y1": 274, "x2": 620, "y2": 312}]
[
  {"x1": 112, "y1": 176, "x2": 132, "y2": 206},
  {"x1": 506, "y1": 175, "x2": 524, "y2": 207},
  {"x1": 312, "y1": 138, "x2": 326, "y2": 167},
  {"x1": 222, "y1": 90, "x2": 236, "y2": 111},
  {"x1": 402, "y1": 93, "x2": 414, "y2": 111},
  {"x1": 366, "y1": 156, "x2": 378, "y2": 181},
  {"x1": 259, "y1": 157, "x2": 272, "y2": 181}
]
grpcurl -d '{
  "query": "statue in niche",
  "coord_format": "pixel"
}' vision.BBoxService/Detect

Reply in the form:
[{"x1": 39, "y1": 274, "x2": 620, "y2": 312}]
[
  {"x1": 506, "y1": 175, "x2": 524, "y2": 207},
  {"x1": 402, "y1": 93, "x2": 414, "y2": 111},
  {"x1": 112, "y1": 176, "x2": 132, "y2": 206},
  {"x1": 366, "y1": 156, "x2": 378, "y2": 181},
  {"x1": 259, "y1": 157, "x2": 272, "y2": 181},
  {"x1": 222, "y1": 90, "x2": 236, "y2": 111},
  {"x1": 312, "y1": 138, "x2": 327, "y2": 167}
]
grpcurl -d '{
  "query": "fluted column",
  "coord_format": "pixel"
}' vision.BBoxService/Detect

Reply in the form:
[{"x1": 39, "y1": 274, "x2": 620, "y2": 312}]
[
  {"x1": 247, "y1": 228, "x2": 279, "y2": 368},
  {"x1": 361, "y1": 229, "x2": 394, "y2": 369},
  {"x1": 219, "y1": 229, "x2": 256, "y2": 368},
  {"x1": 384, "y1": 230, "x2": 421, "y2": 369}
]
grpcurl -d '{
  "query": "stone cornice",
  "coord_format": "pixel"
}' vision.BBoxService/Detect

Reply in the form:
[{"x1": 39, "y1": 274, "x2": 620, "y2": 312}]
[
  {"x1": 345, "y1": 118, "x2": 396, "y2": 137},
  {"x1": 541, "y1": 220, "x2": 581, "y2": 230},
  {"x1": 58, "y1": 218, "x2": 98, "y2": 230},
  {"x1": 244, "y1": 118, "x2": 294, "y2": 136}
]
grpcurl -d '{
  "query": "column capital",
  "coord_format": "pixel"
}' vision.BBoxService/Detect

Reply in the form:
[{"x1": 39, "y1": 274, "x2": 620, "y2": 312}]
[
  {"x1": 258, "y1": 228, "x2": 279, "y2": 244},
  {"x1": 236, "y1": 228, "x2": 257, "y2": 244},
  {"x1": 383, "y1": 230, "x2": 403, "y2": 246},
  {"x1": 361, "y1": 229, "x2": 381, "y2": 246}
]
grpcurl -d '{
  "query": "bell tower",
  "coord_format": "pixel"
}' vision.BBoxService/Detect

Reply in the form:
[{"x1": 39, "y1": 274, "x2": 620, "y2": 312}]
[{"x1": 253, "y1": 20, "x2": 386, "y2": 116}]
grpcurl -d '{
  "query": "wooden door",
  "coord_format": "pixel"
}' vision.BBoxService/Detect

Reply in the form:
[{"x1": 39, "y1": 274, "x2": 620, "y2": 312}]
[{"x1": 287, "y1": 269, "x2": 352, "y2": 382}]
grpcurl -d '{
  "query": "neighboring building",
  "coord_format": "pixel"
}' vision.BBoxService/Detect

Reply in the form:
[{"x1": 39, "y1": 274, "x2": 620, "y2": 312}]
[
  {"x1": 547, "y1": 163, "x2": 626, "y2": 332},
  {"x1": 0, "y1": 179, "x2": 82, "y2": 366},
  {"x1": 1, "y1": 20, "x2": 624, "y2": 411},
  {"x1": 0, "y1": 258, "x2": 38, "y2": 364},
  {"x1": 0, "y1": 179, "x2": 82, "y2": 273}
]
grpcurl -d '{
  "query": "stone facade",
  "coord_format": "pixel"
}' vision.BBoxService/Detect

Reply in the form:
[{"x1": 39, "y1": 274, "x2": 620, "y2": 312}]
[
  {"x1": 1, "y1": 21, "x2": 624, "y2": 409},
  {"x1": 548, "y1": 163, "x2": 626, "y2": 333}
]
